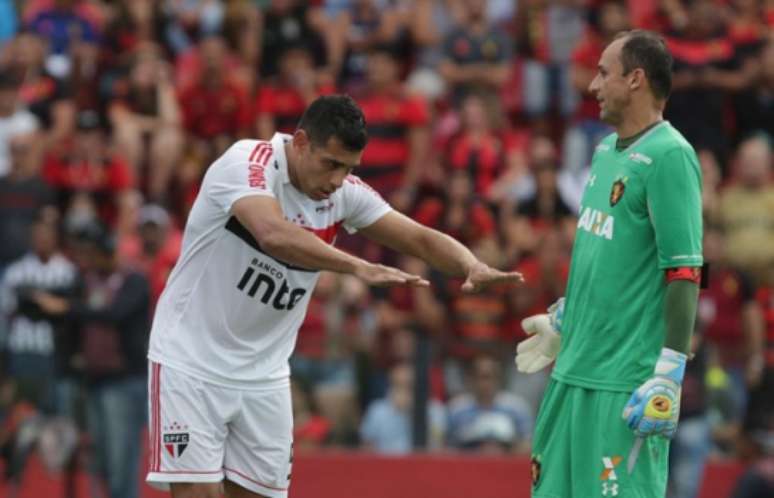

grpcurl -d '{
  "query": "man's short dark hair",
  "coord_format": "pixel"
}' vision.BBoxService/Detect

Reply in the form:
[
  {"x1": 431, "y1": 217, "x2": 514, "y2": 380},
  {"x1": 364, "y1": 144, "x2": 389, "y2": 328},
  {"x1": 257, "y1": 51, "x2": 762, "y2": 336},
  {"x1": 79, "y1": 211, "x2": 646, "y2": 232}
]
[
  {"x1": 615, "y1": 30, "x2": 673, "y2": 100},
  {"x1": 298, "y1": 95, "x2": 368, "y2": 151}
]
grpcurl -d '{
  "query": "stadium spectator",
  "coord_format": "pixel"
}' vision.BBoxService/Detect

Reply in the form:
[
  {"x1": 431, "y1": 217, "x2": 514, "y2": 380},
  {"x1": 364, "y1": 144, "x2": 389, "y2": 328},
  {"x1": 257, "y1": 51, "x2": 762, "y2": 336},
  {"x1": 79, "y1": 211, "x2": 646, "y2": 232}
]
[
  {"x1": 668, "y1": 332, "x2": 711, "y2": 498},
  {"x1": 4, "y1": 31, "x2": 76, "y2": 149},
  {"x1": 734, "y1": 39, "x2": 774, "y2": 145},
  {"x1": 356, "y1": 43, "x2": 430, "y2": 208},
  {"x1": 32, "y1": 223, "x2": 150, "y2": 498},
  {"x1": 360, "y1": 362, "x2": 446, "y2": 454},
  {"x1": 561, "y1": 0, "x2": 629, "y2": 210},
  {"x1": 27, "y1": 0, "x2": 100, "y2": 78},
  {"x1": 727, "y1": 0, "x2": 770, "y2": 63},
  {"x1": 0, "y1": 131, "x2": 54, "y2": 272},
  {"x1": 290, "y1": 272, "x2": 364, "y2": 445},
  {"x1": 719, "y1": 134, "x2": 774, "y2": 283},
  {"x1": 443, "y1": 91, "x2": 507, "y2": 199},
  {"x1": 497, "y1": 136, "x2": 575, "y2": 265},
  {"x1": 335, "y1": 0, "x2": 408, "y2": 91},
  {"x1": 664, "y1": 0, "x2": 753, "y2": 163},
  {"x1": 108, "y1": 44, "x2": 183, "y2": 202},
  {"x1": 254, "y1": 43, "x2": 334, "y2": 139},
  {"x1": 0, "y1": 212, "x2": 80, "y2": 415},
  {"x1": 258, "y1": 0, "x2": 329, "y2": 78},
  {"x1": 101, "y1": 0, "x2": 165, "y2": 58},
  {"x1": 731, "y1": 369, "x2": 774, "y2": 498},
  {"x1": 0, "y1": 70, "x2": 38, "y2": 178},
  {"x1": 699, "y1": 148, "x2": 723, "y2": 225},
  {"x1": 447, "y1": 355, "x2": 532, "y2": 454},
  {"x1": 698, "y1": 223, "x2": 765, "y2": 452},
  {"x1": 414, "y1": 169, "x2": 498, "y2": 250},
  {"x1": 438, "y1": 0, "x2": 512, "y2": 103},
  {"x1": 41, "y1": 109, "x2": 135, "y2": 229},
  {"x1": 117, "y1": 204, "x2": 181, "y2": 309},
  {"x1": 177, "y1": 36, "x2": 251, "y2": 160},
  {"x1": 515, "y1": 136, "x2": 574, "y2": 231},
  {"x1": 0, "y1": 1, "x2": 17, "y2": 45},
  {"x1": 291, "y1": 377, "x2": 332, "y2": 451},
  {"x1": 512, "y1": 0, "x2": 585, "y2": 120},
  {"x1": 163, "y1": 0, "x2": 225, "y2": 56}
]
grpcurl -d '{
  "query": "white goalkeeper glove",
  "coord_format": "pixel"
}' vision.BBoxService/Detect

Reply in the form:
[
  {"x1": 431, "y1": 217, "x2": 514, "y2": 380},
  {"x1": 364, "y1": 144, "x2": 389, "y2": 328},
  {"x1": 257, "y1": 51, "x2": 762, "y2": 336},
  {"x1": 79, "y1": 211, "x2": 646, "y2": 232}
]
[{"x1": 515, "y1": 298, "x2": 564, "y2": 374}]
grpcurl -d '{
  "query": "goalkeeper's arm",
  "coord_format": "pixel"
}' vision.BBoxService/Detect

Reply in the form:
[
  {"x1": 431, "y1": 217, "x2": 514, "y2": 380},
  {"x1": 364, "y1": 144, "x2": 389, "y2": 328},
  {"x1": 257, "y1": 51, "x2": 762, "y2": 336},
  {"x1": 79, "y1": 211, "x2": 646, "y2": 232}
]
[{"x1": 623, "y1": 268, "x2": 700, "y2": 438}]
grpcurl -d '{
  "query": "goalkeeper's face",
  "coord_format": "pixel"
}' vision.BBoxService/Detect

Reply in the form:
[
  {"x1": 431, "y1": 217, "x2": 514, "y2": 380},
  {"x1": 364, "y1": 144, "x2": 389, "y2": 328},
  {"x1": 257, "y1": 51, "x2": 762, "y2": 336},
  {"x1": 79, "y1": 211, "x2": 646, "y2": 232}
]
[{"x1": 589, "y1": 38, "x2": 631, "y2": 126}]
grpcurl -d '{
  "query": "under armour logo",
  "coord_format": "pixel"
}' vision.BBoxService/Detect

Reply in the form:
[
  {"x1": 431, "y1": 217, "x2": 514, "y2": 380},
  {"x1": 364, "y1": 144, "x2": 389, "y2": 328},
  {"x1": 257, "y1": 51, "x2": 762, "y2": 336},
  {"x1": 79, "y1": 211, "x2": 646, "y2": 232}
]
[{"x1": 602, "y1": 482, "x2": 619, "y2": 496}]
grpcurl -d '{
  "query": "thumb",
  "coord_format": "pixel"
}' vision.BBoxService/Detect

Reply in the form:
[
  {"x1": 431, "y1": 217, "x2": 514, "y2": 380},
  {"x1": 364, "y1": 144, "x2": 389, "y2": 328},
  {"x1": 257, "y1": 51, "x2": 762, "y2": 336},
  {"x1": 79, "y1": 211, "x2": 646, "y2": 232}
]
[{"x1": 521, "y1": 315, "x2": 544, "y2": 336}]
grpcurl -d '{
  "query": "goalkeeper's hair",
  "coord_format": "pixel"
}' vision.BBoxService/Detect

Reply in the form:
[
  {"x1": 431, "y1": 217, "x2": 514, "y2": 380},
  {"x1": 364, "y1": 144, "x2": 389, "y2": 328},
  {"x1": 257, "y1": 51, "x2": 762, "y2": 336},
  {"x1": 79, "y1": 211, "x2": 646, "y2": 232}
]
[
  {"x1": 298, "y1": 95, "x2": 368, "y2": 152},
  {"x1": 615, "y1": 30, "x2": 673, "y2": 100}
]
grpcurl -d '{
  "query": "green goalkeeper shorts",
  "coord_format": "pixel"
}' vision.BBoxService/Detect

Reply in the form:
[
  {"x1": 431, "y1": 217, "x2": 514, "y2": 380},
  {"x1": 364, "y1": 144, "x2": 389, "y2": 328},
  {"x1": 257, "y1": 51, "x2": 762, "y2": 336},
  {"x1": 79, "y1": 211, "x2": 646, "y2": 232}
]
[{"x1": 530, "y1": 379, "x2": 670, "y2": 498}]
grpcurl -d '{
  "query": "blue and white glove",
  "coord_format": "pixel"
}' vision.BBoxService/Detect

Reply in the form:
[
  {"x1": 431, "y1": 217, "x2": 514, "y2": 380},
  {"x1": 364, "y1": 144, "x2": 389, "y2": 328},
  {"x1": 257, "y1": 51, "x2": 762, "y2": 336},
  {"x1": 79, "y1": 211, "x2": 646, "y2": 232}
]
[
  {"x1": 515, "y1": 298, "x2": 564, "y2": 374},
  {"x1": 622, "y1": 348, "x2": 687, "y2": 439}
]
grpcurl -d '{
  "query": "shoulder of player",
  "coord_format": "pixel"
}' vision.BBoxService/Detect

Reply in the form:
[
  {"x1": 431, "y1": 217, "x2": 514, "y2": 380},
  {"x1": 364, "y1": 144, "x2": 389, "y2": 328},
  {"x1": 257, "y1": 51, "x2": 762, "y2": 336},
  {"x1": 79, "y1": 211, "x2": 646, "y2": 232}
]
[
  {"x1": 209, "y1": 139, "x2": 280, "y2": 176},
  {"x1": 340, "y1": 174, "x2": 382, "y2": 197},
  {"x1": 593, "y1": 133, "x2": 618, "y2": 153}
]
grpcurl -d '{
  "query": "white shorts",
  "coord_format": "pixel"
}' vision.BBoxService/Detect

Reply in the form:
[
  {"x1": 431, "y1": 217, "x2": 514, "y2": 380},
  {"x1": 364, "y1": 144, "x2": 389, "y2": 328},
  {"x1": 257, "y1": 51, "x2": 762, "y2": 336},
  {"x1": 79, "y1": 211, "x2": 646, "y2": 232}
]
[{"x1": 146, "y1": 362, "x2": 293, "y2": 498}]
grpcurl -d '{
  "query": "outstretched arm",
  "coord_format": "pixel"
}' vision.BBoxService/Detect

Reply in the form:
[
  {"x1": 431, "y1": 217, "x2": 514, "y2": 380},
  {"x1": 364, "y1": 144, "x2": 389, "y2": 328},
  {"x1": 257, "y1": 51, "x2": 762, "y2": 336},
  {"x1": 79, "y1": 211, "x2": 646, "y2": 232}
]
[
  {"x1": 359, "y1": 210, "x2": 523, "y2": 291},
  {"x1": 233, "y1": 195, "x2": 428, "y2": 287}
]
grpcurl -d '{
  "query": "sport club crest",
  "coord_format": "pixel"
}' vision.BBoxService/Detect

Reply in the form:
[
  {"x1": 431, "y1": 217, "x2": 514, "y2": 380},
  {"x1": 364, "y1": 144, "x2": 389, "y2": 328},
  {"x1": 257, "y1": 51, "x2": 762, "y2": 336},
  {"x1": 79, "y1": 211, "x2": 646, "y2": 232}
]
[
  {"x1": 163, "y1": 421, "x2": 189, "y2": 458},
  {"x1": 609, "y1": 177, "x2": 628, "y2": 207}
]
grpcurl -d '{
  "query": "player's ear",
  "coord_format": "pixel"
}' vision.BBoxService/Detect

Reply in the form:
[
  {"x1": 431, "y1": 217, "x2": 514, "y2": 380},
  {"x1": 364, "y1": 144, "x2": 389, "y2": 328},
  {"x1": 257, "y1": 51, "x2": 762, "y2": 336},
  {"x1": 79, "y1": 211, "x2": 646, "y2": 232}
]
[
  {"x1": 629, "y1": 68, "x2": 644, "y2": 91},
  {"x1": 292, "y1": 129, "x2": 310, "y2": 153}
]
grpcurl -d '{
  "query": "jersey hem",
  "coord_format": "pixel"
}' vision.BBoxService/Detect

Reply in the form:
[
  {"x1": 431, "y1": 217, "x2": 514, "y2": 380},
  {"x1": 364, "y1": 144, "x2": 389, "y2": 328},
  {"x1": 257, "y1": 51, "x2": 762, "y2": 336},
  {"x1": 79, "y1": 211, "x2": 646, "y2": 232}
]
[
  {"x1": 551, "y1": 370, "x2": 638, "y2": 393},
  {"x1": 147, "y1": 354, "x2": 290, "y2": 391}
]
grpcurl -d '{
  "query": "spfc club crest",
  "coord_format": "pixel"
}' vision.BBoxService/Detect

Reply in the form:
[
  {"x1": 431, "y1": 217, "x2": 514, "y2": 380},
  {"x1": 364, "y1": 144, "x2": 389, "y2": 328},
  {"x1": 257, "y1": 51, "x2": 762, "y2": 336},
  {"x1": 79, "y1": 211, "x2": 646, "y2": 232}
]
[
  {"x1": 531, "y1": 455, "x2": 542, "y2": 487},
  {"x1": 610, "y1": 179, "x2": 626, "y2": 206},
  {"x1": 163, "y1": 422, "x2": 189, "y2": 458}
]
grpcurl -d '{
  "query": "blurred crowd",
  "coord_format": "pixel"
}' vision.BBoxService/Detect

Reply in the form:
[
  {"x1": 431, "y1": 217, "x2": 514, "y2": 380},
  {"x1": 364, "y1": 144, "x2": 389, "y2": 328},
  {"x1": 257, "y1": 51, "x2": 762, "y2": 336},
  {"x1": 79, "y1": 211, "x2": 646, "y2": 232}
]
[{"x1": 0, "y1": 1, "x2": 772, "y2": 498}]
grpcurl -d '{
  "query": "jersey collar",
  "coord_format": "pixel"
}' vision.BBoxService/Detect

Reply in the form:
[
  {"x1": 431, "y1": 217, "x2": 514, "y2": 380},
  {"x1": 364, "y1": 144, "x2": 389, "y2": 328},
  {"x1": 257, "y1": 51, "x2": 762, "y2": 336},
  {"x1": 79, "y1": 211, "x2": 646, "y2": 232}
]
[{"x1": 270, "y1": 132, "x2": 293, "y2": 184}]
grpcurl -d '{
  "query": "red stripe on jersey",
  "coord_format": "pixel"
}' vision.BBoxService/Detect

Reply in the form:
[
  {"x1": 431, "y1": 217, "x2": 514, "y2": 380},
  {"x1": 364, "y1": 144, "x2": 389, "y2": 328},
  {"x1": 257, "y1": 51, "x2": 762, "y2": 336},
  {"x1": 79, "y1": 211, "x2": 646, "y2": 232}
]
[
  {"x1": 154, "y1": 362, "x2": 162, "y2": 472},
  {"x1": 149, "y1": 362, "x2": 157, "y2": 472},
  {"x1": 303, "y1": 220, "x2": 344, "y2": 245},
  {"x1": 256, "y1": 144, "x2": 273, "y2": 165},
  {"x1": 665, "y1": 267, "x2": 701, "y2": 284},
  {"x1": 249, "y1": 143, "x2": 266, "y2": 162},
  {"x1": 249, "y1": 143, "x2": 272, "y2": 164}
]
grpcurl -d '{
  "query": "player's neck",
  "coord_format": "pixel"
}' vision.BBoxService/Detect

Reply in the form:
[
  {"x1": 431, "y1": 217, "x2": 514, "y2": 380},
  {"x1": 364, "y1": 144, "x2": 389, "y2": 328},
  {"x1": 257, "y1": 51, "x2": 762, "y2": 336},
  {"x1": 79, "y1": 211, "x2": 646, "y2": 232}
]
[
  {"x1": 285, "y1": 142, "x2": 302, "y2": 191},
  {"x1": 615, "y1": 106, "x2": 664, "y2": 140}
]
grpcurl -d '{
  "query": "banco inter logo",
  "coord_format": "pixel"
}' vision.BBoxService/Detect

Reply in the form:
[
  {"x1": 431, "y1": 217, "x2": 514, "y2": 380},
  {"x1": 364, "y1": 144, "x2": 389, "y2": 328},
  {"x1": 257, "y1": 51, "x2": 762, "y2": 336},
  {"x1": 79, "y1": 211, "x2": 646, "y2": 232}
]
[{"x1": 237, "y1": 258, "x2": 306, "y2": 310}]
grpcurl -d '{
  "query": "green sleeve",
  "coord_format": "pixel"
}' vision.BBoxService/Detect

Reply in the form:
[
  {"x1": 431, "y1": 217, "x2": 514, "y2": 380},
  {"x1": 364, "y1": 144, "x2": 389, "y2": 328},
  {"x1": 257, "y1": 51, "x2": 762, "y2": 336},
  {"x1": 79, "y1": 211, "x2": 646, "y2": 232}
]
[
  {"x1": 663, "y1": 280, "x2": 699, "y2": 354},
  {"x1": 646, "y1": 147, "x2": 703, "y2": 269}
]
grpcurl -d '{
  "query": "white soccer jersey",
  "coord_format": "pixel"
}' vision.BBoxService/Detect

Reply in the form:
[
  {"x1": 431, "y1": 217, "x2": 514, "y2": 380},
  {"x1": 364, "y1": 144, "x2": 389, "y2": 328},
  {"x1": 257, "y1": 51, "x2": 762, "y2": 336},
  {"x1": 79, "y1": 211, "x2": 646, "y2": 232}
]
[{"x1": 148, "y1": 133, "x2": 391, "y2": 388}]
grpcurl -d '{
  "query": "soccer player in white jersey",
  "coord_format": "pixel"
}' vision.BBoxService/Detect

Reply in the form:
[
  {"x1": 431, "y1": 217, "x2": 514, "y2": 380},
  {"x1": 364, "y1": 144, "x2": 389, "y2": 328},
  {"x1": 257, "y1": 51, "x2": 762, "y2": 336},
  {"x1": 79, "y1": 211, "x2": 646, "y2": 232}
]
[{"x1": 146, "y1": 95, "x2": 523, "y2": 498}]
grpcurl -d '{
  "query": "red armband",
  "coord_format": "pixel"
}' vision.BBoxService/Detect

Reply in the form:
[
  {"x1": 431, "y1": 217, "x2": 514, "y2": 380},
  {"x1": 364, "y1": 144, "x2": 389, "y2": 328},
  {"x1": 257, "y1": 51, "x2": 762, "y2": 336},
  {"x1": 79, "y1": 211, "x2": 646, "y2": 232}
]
[{"x1": 665, "y1": 267, "x2": 701, "y2": 284}]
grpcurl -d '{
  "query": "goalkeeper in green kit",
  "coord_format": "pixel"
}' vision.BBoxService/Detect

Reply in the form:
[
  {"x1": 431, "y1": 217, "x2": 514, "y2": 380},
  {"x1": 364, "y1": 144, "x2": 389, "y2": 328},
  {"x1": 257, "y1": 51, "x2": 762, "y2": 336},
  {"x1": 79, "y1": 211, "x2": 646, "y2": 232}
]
[{"x1": 515, "y1": 30, "x2": 703, "y2": 498}]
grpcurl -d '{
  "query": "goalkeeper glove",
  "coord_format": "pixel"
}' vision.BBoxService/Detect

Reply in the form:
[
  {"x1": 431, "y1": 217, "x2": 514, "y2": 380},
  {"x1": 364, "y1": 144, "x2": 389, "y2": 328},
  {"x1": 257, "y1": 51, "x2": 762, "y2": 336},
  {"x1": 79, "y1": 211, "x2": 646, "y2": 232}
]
[
  {"x1": 515, "y1": 298, "x2": 564, "y2": 374},
  {"x1": 622, "y1": 347, "x2": 687, "y2": 439}
]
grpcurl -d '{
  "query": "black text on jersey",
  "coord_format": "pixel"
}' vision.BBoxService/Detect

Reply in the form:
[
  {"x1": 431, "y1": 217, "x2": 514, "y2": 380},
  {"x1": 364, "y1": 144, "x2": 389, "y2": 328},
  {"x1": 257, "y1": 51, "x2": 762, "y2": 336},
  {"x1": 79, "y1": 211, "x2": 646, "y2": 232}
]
[{"x1": 236, "y1": 259, "x2": 307, "y2": 310}]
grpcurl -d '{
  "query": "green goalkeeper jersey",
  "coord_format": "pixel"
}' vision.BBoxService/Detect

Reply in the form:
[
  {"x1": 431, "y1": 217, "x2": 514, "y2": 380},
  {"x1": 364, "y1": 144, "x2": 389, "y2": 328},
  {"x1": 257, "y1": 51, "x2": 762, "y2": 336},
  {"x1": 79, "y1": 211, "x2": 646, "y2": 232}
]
[{"x1": 553, "y1": 121, "x2": 703, "y2": 392}]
